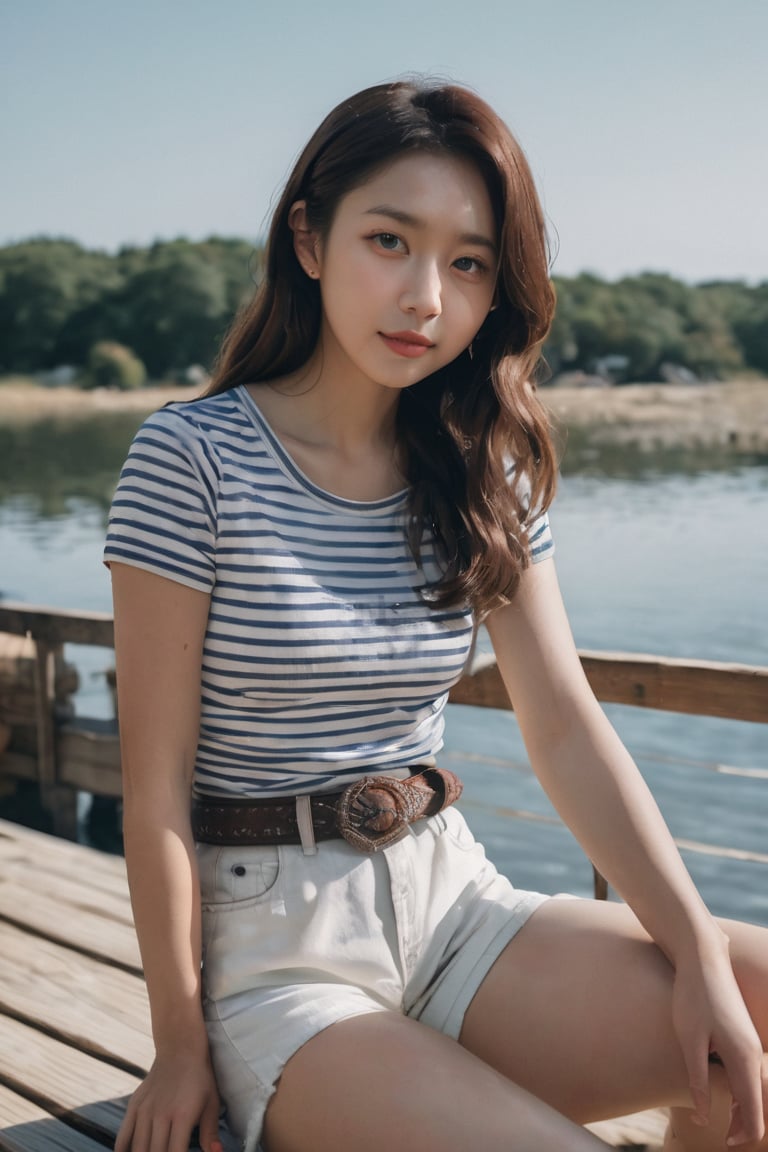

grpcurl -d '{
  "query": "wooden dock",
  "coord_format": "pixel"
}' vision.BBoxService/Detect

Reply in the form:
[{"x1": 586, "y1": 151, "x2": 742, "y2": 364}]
[
  {"x1": 0, "y1": 816, "x2": 147, "y2": 1151},
  {"x1": 0, "y1": 816, "x2": 669, "y2": 1151},
  {"x1": 2, "y1": 601, "x2": 767, "y2": 1149},
  {"x1": 0, "y1": 817, "x2": 248, "y2": 1151}
]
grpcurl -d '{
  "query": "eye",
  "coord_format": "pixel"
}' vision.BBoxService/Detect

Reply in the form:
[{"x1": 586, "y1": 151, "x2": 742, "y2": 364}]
[
  {"x1": 371, "y1": 232, "x2": 406, "y2": 253},
  {"x1": 453, "y1": 255, "x2": 487, "y2": 276}
]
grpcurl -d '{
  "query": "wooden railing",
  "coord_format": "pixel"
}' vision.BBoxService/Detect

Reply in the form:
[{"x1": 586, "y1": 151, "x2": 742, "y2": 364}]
[
  {"x1": 449, "y1": 648, "x2": 768, "y2": 723},
  {"x1": 0, "y1": 604, "x2": 116, "y2": 838},
  {"x1": 1, "y1": 601, "x2": 766, "y2": 894}
]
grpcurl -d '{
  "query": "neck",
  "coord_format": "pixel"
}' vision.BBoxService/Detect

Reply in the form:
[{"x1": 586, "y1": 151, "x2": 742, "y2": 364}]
[{"x1": 265, "y1": 338, "x2": 401, "y2": 458}]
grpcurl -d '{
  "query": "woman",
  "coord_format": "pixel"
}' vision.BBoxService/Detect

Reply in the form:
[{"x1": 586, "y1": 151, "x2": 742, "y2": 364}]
[{"x1": 106, "y1": 80, "x2": 767, "y2": 1152}]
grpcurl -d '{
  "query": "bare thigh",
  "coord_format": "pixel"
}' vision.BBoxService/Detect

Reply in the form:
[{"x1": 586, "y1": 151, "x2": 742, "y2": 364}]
[
  {"x1": 459, "y1": 898, "x2": 768, "y2": 1124},
  {"x1": 262, "y1": 1010, "x2": 611, "y2": 1152}
]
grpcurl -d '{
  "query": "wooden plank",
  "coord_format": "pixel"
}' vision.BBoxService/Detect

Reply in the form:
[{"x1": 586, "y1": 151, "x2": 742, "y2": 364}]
[
  {"x1": 0, "y1": 830, "x2": 129, "y2": 903},
  {"x1": 0, "y1": 881, "x2": 141, "y2": 971},
  {"x1": 0, "y1": 636, "x2": 78, "y2": 699},
  {"x1": 57, "y1": 723, "x2": 122, "y2": 798},
  {"x1": 0, "y1": 1021, "x2": 239, "y2": 1152},
  {"x1": 580, "y1": 649, "x2": 768, "y2": 723},
  {"x1": 0, "y1": 1016, "x2": 136, "y2": 1144},
  {"x1": 0, "y1": 923, "x2": 152, "y2": 1072},
  {"x1": 450, "y1": 649, "x2": 768, "y2": 723},
  {"x1": 0, "y1": 1089, "x2": 110, "y2": 1152},
  {"x1": 0, "y1": 752, "x2": 38, "y2": 783},
  {"x1": 673, "y1": 837, "x2": 768, "y2": 866},
  {"x1": 0, "y1": 819, "x2": 126, "y2": 879},
  {"x1": 0, "y1": 861, "x2": 132, "y2": 926},
  {"x1": 0, "y1": 727, "x2": 122, "y2": 800},
  {"x1": 0, "y1": 606, "x2": 114, "y2": 649}
]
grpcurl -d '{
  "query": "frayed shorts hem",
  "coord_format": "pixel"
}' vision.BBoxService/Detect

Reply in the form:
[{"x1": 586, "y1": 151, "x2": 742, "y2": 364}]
[{"x1": 207, "y1": 997, "x2": 389, "y2": 1152}]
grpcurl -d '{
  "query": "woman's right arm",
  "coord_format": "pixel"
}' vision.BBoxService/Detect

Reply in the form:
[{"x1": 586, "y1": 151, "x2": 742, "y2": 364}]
[{"x1": 111, "y1": 563, "x2": 223, "y2": 1152}]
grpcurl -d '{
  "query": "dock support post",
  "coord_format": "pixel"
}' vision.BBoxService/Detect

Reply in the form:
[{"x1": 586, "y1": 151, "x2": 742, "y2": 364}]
[{"x1": 32, "y1": 637, "x2": 78, "y2": 840}]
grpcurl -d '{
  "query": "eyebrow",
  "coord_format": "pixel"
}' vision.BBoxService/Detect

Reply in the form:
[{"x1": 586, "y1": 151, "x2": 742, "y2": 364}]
[{"x1": 363, "y1": 205, "x2": 497, "y2": 254}]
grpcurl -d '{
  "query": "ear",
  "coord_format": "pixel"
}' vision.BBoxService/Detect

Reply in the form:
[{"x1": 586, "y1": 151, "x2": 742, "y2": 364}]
[{"x1": 288, "y1": 201, "x2": 321, "y2": 280}]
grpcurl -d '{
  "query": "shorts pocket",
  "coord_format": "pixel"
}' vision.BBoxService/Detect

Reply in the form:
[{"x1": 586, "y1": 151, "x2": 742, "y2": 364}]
[{"x1": 199, "y1": 844, "x2": 281, "y2": 909}]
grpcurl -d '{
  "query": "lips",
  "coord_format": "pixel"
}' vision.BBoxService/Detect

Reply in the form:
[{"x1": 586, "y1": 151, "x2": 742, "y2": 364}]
[{"x1": 379, "y1": 330, "x2": 435, "y2": 359}]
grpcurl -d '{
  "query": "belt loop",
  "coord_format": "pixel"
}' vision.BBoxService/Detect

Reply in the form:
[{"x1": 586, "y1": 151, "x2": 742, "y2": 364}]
[{"x1": 295, "y1": 795, "x2": 317, "y2": 856}]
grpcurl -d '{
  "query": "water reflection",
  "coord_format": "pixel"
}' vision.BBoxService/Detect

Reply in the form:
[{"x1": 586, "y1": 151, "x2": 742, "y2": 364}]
[
  {"x1": 0, "y1": 415, "x2": 142, "y2": 519},
  {"x1": 1, "y1": 412, "x2": 765, "y2": 521},
  {"x1": 559, "y1": 424, "x2": 768, "y2": 478}
]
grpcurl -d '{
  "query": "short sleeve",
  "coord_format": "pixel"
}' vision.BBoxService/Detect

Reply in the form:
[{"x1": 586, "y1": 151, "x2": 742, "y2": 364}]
[
  {"x1": 527, "y1": 509, "x2": 554, "y2": 563},
  {"x1": 103, "y1": 406, "x2": 218, "y2": 592},
  {"x1": 504, "y1": 458, "x2": 555, "y2": 565}
]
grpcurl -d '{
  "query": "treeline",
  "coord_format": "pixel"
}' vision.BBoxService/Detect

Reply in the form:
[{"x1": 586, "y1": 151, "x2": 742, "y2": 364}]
[
  {"x1": 0, "y1": 237, "x2": 766, "y2": 385},
  {"x1": 0, "y1": 237, "x2": 258, "y2": 385},
  {"x1": 547, "y1": 272, "x2": 768, "y2": 382}
]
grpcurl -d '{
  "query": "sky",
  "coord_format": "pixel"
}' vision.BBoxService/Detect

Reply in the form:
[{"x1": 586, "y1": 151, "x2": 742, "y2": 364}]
[{"x1": 1, "y1": 0, "x2": 766, "y2": 284}]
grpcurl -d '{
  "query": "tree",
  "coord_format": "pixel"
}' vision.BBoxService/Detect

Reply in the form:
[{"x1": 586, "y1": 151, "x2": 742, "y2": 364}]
[
  {"x1": 115, "y1": 240, "x2": 255, "y2": 376},
  {"x1": 0, "y1": 239, "x2": 118, "y2": 371},
  {"x1": 82, "y1": 341, "x2": 146, "y2": 390},
  {"x1": 545, "y1": 271, "x2": 752, "y2": 382},
  {"x1": 730, "y1": 283, "x2": 768, "y2": 374}
]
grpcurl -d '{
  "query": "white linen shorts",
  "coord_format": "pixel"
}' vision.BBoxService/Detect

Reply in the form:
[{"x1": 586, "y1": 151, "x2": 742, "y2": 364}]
[{"x1": 198, "y1": 805, "x2": 550, "y2": 1152}]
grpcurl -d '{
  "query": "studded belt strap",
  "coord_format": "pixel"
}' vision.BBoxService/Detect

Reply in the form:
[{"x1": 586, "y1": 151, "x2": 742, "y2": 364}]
[{"x1": 191, "y1": 767, "x2": 463, "y2": 852}]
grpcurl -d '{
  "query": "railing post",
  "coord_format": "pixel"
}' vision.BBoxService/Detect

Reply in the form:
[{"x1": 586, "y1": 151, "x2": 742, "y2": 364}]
[
  {"x1": 32, "y1": 635, "x2": 78, "y2": 839},
  {"x1": 592, "y1": 864, "x2": 608, "y2": 901}
]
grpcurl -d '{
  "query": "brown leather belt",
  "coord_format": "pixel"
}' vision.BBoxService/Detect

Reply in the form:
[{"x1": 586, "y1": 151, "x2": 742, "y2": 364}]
[{"x1": 191, "y1": 767, "x2": 463, "y2": 853}]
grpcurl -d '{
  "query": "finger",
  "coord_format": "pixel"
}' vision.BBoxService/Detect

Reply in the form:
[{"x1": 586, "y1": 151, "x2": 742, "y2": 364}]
[
  {"x1": 726, "y1": 1098, "x2": 748, "y2": 1148},
  {"x1": 725, "y1": 1092, "x2": 765, "y2": 1147},
  {"x1": 682, "y1": 1039, "x2": 712, "y2": 1126},
  {"x1": 722, "y1": 1044, "x2": 765, "y2": 1146},
  {"x1": 131, "y1": 1107, "x2": 152, "y2": 1152},
  {"x1": 114, "y1": 1107, "x2": 136, "y2": 1152},
  {"x1": 149, "y1": 1115, "x2": 172, "y2": 1152},
  {"x1": 198, "y1": 1091, "x2": 223, "y2": 1152},
  {"x1": 167, "y1": 1114, "x2": 195, "y2": 1152}
]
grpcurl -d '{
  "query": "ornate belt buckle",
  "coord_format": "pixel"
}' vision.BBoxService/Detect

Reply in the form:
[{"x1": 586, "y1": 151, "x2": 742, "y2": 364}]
[{"x1": 335, "y1": 776, "x2": 421, "y2": 852}]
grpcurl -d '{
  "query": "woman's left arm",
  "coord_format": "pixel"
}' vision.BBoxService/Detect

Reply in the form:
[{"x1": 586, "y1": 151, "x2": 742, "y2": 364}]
[{"x1": 485, "y1": 556, "x2": 764, "y2": 1143}]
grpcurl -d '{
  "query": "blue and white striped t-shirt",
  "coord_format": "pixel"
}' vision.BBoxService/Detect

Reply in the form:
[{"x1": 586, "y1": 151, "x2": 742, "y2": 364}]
[{"x1": 104, "y1": 385, "x2": 554, "y2": 797}]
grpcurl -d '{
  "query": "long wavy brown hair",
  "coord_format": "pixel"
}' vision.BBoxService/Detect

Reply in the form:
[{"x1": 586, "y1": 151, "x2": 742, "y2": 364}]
[{"x1": 206, "y1": 80, "x2": 557, "y2": 614}]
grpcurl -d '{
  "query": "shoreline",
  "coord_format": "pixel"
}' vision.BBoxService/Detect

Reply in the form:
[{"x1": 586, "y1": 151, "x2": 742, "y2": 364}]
[
  {"x1": 1, "y1": 377, "x2": 767, "y2": 454},
  {"x1": 543, "y1": 379, "x2": 768, "y2": 454}
]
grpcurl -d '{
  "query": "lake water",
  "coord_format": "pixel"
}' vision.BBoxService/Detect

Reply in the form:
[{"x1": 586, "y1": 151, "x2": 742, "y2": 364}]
[{"x1": 1, "y1": 412, "x2": 766, "y2": 924}]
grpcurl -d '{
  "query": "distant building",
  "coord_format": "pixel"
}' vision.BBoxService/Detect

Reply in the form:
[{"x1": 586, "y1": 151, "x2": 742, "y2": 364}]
[
  {"x1": 36, "y1": 365, "x2": 78, "y2": 387},
  {"x1": 592, "y1": 355, "x2": 630, "y2": 384}
]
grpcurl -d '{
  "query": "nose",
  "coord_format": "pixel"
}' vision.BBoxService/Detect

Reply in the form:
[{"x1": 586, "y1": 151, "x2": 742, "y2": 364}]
[{"x1": 399, "y1": 259, "x2": 442, "y2": 319}]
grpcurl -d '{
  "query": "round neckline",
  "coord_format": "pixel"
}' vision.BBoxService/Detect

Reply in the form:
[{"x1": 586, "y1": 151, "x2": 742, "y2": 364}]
[{"x1": 236, "y1": 385, "x2": 409, "y2": 512}]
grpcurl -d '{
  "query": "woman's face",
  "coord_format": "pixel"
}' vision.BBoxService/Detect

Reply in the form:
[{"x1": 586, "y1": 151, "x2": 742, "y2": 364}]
[{"x1": 307, "y1": 151, "x2": 498, "y2": 392}]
